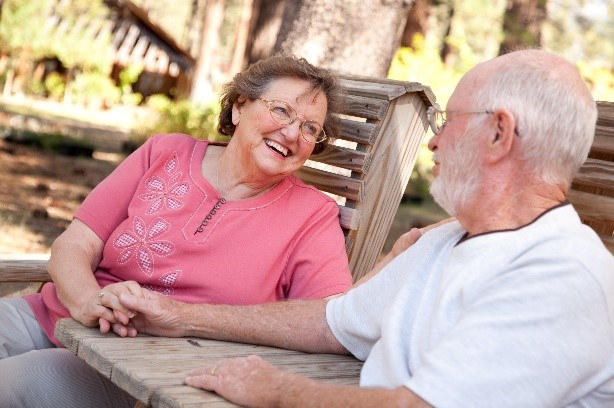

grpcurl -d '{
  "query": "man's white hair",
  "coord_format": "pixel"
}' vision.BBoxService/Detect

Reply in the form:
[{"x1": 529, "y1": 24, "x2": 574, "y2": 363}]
[{"x1": 471, "y1": 50, "x2": 597, "y2": 187}]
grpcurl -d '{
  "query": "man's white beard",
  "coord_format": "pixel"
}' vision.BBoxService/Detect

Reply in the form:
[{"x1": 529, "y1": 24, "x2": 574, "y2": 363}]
[{"x1": 429, "y1": 130, "x2": 482, "y2": 216}]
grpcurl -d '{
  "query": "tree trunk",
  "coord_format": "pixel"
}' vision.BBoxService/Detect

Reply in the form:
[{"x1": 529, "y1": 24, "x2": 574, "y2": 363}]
[
  {"x1": 244, "y1": 0, "x2": 286, "y2": 66},
  {"x1": 228, "y1": 0, "x2": 255, "y2": 75},
  {"x1": 184, "y1": 0, "x2": 205, "y2": 57},
  {"x1": 499, "y1": 0, "x2": 547, "y2": 55},
  {"x1": 401, "y1": 0, "x2": 430, "y2": 48},
  {"x1": 273, "y1": 0, "x2": 412, "y2": 77},
  {"x1": 439, "y1": 1, "x2": 456, "y2": 67},
  {"x1": 190, "y1": 0, "x2": 226, "y2": 103}
]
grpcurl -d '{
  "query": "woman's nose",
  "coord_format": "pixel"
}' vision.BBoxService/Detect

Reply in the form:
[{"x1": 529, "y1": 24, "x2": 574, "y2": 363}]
[{"x1": 281, "y1": 120, "x2": 302, "y2": 141}]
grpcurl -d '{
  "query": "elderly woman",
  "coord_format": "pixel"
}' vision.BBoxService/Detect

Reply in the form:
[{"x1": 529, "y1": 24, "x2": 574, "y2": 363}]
[{"x1": 0, "y1": 55, "x2": 352, "y2": 407}]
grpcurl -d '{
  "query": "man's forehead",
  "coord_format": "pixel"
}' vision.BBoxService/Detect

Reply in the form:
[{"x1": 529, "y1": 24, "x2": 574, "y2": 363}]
[{"x1": 448, "y1": 66, "x2": 488, "y2": 109}]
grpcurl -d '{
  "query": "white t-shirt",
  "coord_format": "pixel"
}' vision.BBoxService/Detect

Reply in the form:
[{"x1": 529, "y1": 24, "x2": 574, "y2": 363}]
[{"x1": 327, "y1": 204, "x2": 614, "y2": 407}]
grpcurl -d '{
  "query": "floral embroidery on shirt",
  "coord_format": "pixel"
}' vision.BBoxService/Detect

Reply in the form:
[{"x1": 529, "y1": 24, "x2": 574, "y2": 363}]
[
  {"x1": 114, "y1": 216, "x2": 174, "y2": 276},
  {"x1": 143, "y1": 270, "x2": 182, "y2": 296},
  {"x1": 138, "y1": 152, "x2": 190, "y2": 215}
]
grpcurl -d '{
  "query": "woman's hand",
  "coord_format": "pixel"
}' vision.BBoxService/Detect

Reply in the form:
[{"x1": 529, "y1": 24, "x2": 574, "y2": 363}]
[
  {"x1": 70, "y1": 288, "x2": 117, "y2": 328},
  {"x1": 94, "y1": 281, "x2": 144, "y2": 333},
  {"x1": 353, "y1": 217, "x2": 456, "y2": 287},
  {"x1": 69, "y1": 280, "x2": 143, "y2": 330}
]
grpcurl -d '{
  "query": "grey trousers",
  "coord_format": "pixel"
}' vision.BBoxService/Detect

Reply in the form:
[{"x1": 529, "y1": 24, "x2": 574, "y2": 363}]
[{"x1": 0, "y1": 297, "x2": 137, "y2": 408}]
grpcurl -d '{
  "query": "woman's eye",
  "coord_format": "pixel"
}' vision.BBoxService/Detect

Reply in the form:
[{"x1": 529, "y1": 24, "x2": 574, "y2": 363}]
[
  {"x1": 272, "y1": 106, "x2": 290, "y2": 117},
  {"x1": 302, "y1": 123, "x2": 319, "y2": 136}
]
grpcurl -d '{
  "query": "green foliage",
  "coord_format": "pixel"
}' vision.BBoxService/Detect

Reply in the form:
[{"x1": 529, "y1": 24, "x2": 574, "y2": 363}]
[
  {"x1": 118, "y1": 64, "x2": 144, "y2": 105},
  {"x1": 389, "y1": 37, "x2": 464, "y2": 107},
  {"x1": 577, "y1": 62, "x2": 614, "y2": 102},
  {"x1": 68, "y1": 72, "x2": 120, "y2": 106},
  {"x1": 0, "y1": 0, "x2": 51, "y2": 57},
  {"x1": 25, "y1": 78, "x2": 46, "y2": 97},
  {"x1": 4, "y1": 130, "x2": 95, "y2": 157},
  {"x1": 132, "y1": 95, "x2": 223, "y2": 148},
  {"x1": 119, "y1": 64, "x2": 143, "y2": 90},
  {"x1": 49, "y1": 0, "x2": 113, "y2": 73},
  {"x1": 44, "y1": 72, "x2": 66, "y2": 100}
]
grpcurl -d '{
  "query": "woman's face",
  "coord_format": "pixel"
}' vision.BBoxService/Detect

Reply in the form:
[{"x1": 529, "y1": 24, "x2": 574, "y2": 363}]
[{"x1": 230, "y1": 77, "x2": 328, "y2": 182}]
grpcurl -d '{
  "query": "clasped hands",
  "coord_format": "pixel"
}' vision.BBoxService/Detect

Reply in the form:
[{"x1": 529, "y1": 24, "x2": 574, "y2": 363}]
[
  {"x1": 74, "y1": 282, "x2": 185, "y2": 338},
  {"x1": 72, "y1": 280, "x2": 143, "y2": 335}
]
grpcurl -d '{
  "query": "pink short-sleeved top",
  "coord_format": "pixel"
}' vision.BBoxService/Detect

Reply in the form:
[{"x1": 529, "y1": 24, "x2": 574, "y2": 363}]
[{"x1": 26, "y1": 134, "x2": 352, "y2": 345}]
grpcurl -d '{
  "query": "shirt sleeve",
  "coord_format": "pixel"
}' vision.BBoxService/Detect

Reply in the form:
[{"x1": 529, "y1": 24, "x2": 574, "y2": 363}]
[
  {"x1": 407, "y1": 261, "x2": 614, "y2": 408},
  {"x1": 74, "y1": 135, "x2": 158, "y2": 242},
  {"x1": 325, "y1": 251, "x2": 413, "y2": 361},
  {"x1": 283, "y1": 199, "x2": 352, "y2": 299}
]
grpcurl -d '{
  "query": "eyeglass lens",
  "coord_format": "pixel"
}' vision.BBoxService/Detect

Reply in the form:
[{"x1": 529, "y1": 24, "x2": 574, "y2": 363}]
[{"x1": 428, "y1": 107, "x2": 445, "y2": 135}]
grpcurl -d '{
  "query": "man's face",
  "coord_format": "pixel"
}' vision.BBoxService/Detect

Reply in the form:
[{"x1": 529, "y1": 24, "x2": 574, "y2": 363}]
[
  {"x1": 429, "y1": 122, "x2": 482, "y2": 216},
  {"x1": 428, "y1": 72, "x2": 485, "y2": 216}
]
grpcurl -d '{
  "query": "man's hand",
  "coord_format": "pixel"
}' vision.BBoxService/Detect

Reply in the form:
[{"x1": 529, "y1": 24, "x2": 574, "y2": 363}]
[
  {"x1": 185, "y1": 356, "x2": 432, "y2": 408},
  {"x1": 117, "y1": 289, "x2": 187, "y2": 338},
  {"x1": 185, "y1": 355, "x2": 290, "y2": 408}
]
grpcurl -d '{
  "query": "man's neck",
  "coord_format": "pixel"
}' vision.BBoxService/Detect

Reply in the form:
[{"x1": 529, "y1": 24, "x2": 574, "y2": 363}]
[{"x1": 458, "y1": 183, "x2": 567, "y2": 237}]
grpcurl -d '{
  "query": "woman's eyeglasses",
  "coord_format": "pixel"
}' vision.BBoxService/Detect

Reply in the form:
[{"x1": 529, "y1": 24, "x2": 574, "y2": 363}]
[{"x1": 259, "y1": 98, "x2": 327, "y2": 144}]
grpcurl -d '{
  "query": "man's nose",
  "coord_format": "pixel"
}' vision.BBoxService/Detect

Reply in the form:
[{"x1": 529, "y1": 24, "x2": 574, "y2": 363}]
[{"x1": 427, "y1": 133, "x2": 439, "y2": 152}]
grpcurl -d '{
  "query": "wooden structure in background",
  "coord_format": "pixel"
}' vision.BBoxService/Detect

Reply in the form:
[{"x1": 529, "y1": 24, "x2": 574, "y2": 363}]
[
  {"x1": 569, "y1": 101, "x2": 614, "y2": 253},
  {"x1": 41, "y1": 0, "x2": 195, "y2": 98}
]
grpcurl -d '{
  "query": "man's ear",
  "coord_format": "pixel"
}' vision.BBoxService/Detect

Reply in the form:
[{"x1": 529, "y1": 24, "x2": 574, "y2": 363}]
[{"x1": 486, "y1": 108, "x2": 516, "y2": 163}]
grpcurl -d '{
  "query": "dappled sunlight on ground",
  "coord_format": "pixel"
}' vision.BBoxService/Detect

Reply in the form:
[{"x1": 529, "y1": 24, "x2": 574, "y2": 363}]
[{"x1": 0, "y1": 139, "x2": 119, "y2": 254}]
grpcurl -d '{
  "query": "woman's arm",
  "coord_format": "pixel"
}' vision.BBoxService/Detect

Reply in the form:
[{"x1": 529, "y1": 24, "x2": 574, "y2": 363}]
[
  {"x1": 47, "y1": 219, "x2": 108, "y2": 326},
  {"x1": 47, "y1": 219, "x2": 141, "y2": 329}
]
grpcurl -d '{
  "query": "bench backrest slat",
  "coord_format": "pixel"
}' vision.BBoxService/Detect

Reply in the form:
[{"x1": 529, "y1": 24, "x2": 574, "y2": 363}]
[
  {"x1": 569, "y1": 101, "x2": 614, "y2": 254},
  {"x1": 297, "y1": 75, "x2": 436, "y2": 281}
]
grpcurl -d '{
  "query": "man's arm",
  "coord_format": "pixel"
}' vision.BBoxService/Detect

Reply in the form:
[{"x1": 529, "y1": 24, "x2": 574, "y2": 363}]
[
  {"x1": 185, "y1": 355, "x2": 432, "y2": 408},
  {"x1": 119, "y1": 291, "x2": 347, "y2": 354}
]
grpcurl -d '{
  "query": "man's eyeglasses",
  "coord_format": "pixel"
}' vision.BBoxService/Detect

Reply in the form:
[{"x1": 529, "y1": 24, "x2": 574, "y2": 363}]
[
  {"x1": 259, "y1": 98, "x2": 327, "y2": 144},
  {"x1": 427, "y1": 106, "x2": 494, "y2": 135}
]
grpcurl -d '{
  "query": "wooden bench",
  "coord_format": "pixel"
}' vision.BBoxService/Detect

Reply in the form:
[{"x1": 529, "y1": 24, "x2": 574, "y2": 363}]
[
  {"x1": 0, "y1": 75, "x2": 436, "y2": 290},
  {"x1": 569, "y1": 101, "x2": 614, "y2": 254}
]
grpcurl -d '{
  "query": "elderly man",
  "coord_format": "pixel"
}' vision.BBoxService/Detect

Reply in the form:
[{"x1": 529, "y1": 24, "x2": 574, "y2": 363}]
[{"x1": 120, "y1": 49, "x2": 614, "y2": 407}]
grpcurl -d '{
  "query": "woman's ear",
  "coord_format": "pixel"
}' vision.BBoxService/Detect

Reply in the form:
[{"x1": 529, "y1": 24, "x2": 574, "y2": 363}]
[
  {"x1": 232, "y1": 96, "x2": 247, "y2": 126},
  {"x1": 231, "y1": 103, "x2": 241, "y2": 125},
  {"x1": 487, "y1": 108, "x2": 516, "y2": 163}
]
